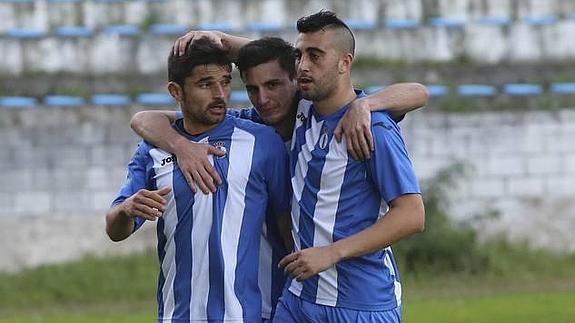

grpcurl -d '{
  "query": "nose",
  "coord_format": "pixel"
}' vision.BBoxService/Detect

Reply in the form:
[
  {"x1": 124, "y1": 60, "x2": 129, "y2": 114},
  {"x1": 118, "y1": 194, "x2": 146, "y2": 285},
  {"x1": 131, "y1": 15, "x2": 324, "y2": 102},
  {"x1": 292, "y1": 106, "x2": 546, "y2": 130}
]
[
  {"x1": 297, "y1": 55, "x2": 310, "y2": 75},
  {"x1": 258, "y1": 90, "x2": 270, "y2": 105},
  {"x1": 212, "y1": 83, "x2": 225, "y2": 98}
]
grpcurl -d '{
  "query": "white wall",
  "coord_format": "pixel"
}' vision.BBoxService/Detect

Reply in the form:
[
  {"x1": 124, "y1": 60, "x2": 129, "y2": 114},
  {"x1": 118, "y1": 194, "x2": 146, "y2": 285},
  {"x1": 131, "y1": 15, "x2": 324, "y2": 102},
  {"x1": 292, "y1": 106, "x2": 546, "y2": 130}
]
[{"x1": 2, "y1": 107, "x2": 575, "y2": 271}]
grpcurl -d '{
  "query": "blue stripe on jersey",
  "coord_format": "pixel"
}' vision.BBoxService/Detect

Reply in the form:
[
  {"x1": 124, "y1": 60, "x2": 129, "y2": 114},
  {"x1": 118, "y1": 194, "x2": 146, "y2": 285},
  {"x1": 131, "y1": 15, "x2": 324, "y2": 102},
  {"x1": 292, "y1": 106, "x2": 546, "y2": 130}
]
[
  {"x1": 172, "y1": 162, "x2": 193, "y2": 320},
  {"x1": 206, "y1": 127, "x2": 233, "y2": 321}
]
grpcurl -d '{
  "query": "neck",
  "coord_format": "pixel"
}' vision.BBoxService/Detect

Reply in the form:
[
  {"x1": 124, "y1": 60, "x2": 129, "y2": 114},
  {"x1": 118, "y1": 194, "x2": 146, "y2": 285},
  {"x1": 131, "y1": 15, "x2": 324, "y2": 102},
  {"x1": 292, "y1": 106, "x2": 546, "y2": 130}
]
[
  {"x1": 183, "y1": 118, "x2": 219, "y2": 136},
  {"x1": 275, "y1": 100, "x2": 298, "y2": 141},
  {"x1": 313, "y1": 79, "x2": 356, "y2": 116}
]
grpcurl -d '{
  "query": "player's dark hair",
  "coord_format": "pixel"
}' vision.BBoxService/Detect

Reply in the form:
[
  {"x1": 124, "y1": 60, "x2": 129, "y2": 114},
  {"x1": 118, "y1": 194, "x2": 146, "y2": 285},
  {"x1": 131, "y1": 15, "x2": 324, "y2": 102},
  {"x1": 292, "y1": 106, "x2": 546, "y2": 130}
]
[
  {"x1": 296, "y1": 9, "x2": 355, "y2": 55},
  {"x1": 168, "y1": 37, "x2": 232, "y2": 88},
  {"x1": 237, "y1": 37, "x2": 296, "y2": 81}
]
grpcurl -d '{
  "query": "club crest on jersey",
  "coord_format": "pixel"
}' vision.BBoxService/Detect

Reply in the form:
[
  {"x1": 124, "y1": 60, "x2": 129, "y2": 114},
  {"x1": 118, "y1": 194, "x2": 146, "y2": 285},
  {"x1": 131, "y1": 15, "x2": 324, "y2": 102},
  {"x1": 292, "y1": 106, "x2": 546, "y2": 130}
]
[
  {"x1": 212, "y1": 141, "x2": 227, "y2": 159},
  {"x1": 318, "y1": 126, "x2": 330, "y2": 149}
]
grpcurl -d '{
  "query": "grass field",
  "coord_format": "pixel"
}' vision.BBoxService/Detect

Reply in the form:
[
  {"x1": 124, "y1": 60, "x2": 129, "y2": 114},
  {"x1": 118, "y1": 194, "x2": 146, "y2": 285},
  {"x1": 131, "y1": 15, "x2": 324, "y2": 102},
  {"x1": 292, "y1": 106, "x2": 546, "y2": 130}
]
[{"x1": 1, "y1": 250, "x2": 574, "y2": 323}]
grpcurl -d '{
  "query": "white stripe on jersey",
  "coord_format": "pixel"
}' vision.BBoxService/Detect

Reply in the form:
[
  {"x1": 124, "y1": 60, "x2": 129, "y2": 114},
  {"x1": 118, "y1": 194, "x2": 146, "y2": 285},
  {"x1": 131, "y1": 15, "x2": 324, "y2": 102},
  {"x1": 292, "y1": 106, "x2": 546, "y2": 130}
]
[
  {"x1": 150, "y1": 148, "x2": 177, "y2": 320},
  {"x1": 383, "y1": 248, "x2": 402, "y2": 306},
  {"x1": 290, "y1": 117, "x2": 324, "y2": 297},
  {"x1": 313, "y1": 137, "x2": 348, "y2": 306},
  {"x1": 221, "y1": 128, "x2": 254, "y2": 320},
  {"x1": 190, "y1": 150, "x2": 214, "y2": 319}
]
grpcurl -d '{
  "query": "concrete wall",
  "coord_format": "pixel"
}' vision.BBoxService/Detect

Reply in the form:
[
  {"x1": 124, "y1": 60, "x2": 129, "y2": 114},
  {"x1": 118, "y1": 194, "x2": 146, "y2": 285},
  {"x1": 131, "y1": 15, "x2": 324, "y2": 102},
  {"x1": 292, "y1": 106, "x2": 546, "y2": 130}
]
[
  {"x1": 2, "y1": 0, "x2": 575, "y2": 32},
  {"x1": 2, "y1": 106, "x2": 575, "y2": 271},
  {"x1": 2, "y1": 0, "x2": 575, "y2": 76}
]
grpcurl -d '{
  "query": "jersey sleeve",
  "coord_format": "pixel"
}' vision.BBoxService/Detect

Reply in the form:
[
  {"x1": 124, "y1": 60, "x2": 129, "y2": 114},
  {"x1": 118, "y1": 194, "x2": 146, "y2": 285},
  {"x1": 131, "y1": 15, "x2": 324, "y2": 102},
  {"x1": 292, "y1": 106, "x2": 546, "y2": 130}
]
[
  {"x1": 263, "y1": 132, "x2": 291, "y2": 214},
  {"x1": 227, "y1": 107, "x2": 264, "y2": 124},
  {"x1": 367, "y1": 113, "x2": 421, "y2": 204},
  {"x1": 111, "y1": 142, "x2": 150, "y2": 232},
  {"x1": 175, "y1": 110, "x2": 183, "y2": 119}
]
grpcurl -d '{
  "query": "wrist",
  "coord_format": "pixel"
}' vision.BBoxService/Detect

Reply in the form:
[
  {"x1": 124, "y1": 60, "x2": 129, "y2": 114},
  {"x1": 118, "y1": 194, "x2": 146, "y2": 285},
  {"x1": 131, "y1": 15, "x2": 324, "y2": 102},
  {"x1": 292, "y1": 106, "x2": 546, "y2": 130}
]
[
  {"x1": 168, "y1": 135, "x2": 189, "y2": 155},
  {"x1": 355, "y1": 97, "x2": 374, "y2": 112},
  {"x1": 329, "y1": 243, "x2": 346, "y2": 263}
]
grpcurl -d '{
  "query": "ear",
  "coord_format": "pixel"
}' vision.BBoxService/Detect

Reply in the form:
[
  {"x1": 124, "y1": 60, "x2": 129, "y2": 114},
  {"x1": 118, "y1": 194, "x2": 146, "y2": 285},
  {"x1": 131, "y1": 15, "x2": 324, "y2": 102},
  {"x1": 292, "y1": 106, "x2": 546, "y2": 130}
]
[
  {"x1": 338, "y1": 53, "x2": 353, "y2": 74},
  {"x1": 167, "y1": 81, "x2": 184, "y2": 103}
]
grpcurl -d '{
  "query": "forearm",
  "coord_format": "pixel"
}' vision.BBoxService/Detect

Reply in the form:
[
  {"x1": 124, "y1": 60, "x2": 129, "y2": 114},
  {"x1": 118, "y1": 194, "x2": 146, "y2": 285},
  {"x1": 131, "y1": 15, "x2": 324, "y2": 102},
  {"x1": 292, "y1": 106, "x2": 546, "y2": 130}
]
[
  {"x1": 218, "y1": 32, "x2": 251, "y2": 60},
  {"x1": 364, "y1": 83, "x2": 428, "y2": 115},
  {"x1": 130, "y1": 111, "x2": 183, "y2": 154},
  {"x1": 105, "y1": 204, "x2": 135, "y2": 242},
  {"x1": 331, "y1": 194, "x2": 425, "y2": 261}
]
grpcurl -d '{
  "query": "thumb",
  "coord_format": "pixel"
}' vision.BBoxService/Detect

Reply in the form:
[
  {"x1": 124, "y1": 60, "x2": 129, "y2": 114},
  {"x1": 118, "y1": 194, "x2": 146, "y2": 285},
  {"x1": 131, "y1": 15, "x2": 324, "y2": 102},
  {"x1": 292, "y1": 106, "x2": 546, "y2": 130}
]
[
  {"x1": 208, "y1": 145, "x2": 226, "y2": 156},
  {"x1": 156, "y1": 186, "x2": 172, "y2": 196}
]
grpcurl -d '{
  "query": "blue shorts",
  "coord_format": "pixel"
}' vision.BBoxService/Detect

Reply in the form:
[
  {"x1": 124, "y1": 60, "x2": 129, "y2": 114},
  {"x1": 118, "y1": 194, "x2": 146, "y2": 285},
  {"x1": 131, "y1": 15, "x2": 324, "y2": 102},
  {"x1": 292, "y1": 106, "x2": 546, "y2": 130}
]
[{"x1": 273, "y1": 289, "x2": 402, "y2": 323}]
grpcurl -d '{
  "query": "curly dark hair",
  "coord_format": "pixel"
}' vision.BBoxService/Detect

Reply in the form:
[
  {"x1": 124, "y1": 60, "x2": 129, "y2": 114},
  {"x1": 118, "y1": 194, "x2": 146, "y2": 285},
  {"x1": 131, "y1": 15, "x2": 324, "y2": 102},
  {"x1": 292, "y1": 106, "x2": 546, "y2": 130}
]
[
  {"x1": 237, "y1": 37, "x2": 296, "y2": 81},
  {"x1": 168, "y1": 37, "x2": 232, "y2": 87}
]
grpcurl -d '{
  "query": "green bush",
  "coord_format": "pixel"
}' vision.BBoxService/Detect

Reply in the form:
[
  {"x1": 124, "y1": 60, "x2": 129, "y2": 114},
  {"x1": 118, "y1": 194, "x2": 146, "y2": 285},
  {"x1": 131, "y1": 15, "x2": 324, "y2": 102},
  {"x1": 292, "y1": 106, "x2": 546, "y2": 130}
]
[{"x1": 394, "y1": 163, "x2": 491, "y2": 274}]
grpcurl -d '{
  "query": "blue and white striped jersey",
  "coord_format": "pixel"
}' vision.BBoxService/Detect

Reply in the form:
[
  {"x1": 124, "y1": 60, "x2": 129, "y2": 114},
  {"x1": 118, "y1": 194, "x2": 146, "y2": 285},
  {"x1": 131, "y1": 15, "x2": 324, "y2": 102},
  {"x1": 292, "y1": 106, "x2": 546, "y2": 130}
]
[
  {"x1": 113, "y1": 115, "x2": 290, "y2": 323},
  {"x1": 175, "y1": 108, "x2": 288, "y2": 320},
  {"x1": 287, "y1": 92, "x2": 421, "y2": 311}
]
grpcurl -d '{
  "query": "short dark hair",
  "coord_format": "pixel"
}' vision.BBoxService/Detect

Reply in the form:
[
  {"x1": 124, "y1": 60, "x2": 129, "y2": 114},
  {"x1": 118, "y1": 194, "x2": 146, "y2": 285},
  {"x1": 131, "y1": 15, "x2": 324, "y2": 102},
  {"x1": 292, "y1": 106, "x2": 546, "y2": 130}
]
[
  {"x1": 168, "y1": 38, "x2": 232, "y2": 87},
  {"x1": 296, "y1": 10, "x2": 355, "y2": 55},
  {"x1": 236, "y1": 37, "x2": 296, "y2": 80}
]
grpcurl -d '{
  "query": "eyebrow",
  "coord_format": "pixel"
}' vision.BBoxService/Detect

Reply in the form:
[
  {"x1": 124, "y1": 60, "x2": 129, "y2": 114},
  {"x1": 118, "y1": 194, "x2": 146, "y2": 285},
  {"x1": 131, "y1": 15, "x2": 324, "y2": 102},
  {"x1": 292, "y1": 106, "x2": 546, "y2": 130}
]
[
  {"x1": 306, "y1": 47, "x2": 325, "y2": 54},
  {"x1": 195, "y1": 75, "x2": 231, "y2": 84}
]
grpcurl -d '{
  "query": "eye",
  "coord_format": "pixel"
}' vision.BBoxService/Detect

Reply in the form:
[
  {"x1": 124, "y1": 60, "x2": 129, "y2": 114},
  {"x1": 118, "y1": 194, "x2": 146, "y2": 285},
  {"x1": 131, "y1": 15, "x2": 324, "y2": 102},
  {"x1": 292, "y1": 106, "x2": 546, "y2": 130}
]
[
  {"x1": 310, "y1": 53, "x2": 320, "y2": 61},
  {"x1": 221, "y1": 78, "x2": 231, "y2": 86},
  {"x1": 198, "y1": 82, "x2": 210, "y2": 89},
  {"x1": 246, "y1": 86, "x2": 258, "y2": 96},
  {"x1": 267, "y1": 82, "x2": 279, "y2": 90},
  {"x1": 294, "y1": 50, "x2": 302, "y2": 61}
]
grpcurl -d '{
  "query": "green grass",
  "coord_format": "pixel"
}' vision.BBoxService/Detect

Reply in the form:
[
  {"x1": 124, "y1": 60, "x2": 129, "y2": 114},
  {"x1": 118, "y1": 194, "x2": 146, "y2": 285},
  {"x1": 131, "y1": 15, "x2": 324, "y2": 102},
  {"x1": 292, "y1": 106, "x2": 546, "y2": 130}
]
[
  {"x1": 405, "y1": 291, "x2": 575, "y2": 323},
  {"x1": 0, "y1": 249, "x2": 574, "y2": 322}
]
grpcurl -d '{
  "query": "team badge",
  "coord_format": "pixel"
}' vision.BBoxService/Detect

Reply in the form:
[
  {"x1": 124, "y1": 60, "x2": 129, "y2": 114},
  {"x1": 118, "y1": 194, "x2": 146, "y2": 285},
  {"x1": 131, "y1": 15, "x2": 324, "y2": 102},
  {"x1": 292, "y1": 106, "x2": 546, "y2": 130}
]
[{"x1": 212, "y1": 141, "x2": 227, "y2": 159}]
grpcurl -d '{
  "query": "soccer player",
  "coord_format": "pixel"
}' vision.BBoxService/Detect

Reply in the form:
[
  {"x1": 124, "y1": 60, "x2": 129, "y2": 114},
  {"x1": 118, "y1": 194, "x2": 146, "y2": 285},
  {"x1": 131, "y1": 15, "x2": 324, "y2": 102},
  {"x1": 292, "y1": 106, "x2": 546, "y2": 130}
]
[
  {"x1": 130, "y1": 33, "x2": 427, "y2": 322},
  {"x1": 105, "y1": 38, "x2": 291, "y2": 323},
  {"x1": 273, "y1": 11, "x2": 425, "y2": 322},
  {"x1": 131, "y1": 36, "x2": 428, "y2": 193}
]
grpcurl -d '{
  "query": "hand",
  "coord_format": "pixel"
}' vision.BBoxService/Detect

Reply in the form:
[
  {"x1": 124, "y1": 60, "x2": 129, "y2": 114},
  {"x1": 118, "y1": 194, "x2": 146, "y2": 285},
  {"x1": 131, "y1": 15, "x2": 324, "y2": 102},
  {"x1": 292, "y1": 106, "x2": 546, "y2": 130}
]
[
  {"x1": 120, "y1": 187, "x2": 171, "y2": 221},
  {"x1": 278, "y1": 246, "x2": 341, "y2": 281},
  {"x1": 173, "y1": 140, "x2": 225, "y2": 194},
  {"x1": 173, "y1": 30, "x2": 224, "y2": 56},
  {"x1": 334, "y1": 98, "x2": 374, "y2": 160}
]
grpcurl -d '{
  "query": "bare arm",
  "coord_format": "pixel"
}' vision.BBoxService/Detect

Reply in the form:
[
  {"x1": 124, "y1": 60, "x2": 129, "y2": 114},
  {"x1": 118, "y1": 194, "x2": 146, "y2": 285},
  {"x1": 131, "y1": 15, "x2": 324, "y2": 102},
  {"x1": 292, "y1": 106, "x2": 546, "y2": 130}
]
[
  {"x1": 106, "y1": 187, "x2": 171, "y2": 242},
  {"x1": 130, "y1": 110, "x2": 224, "y2": 193},
  {"x1": 280, "y1": 194, "x2": 424, "y2": 281},
  {"x1": 335, "y1": 82, "x2": 429, "y2": 160},
  {"x1": 364, "y1": 82, "x2": 428, "y2": 119}
]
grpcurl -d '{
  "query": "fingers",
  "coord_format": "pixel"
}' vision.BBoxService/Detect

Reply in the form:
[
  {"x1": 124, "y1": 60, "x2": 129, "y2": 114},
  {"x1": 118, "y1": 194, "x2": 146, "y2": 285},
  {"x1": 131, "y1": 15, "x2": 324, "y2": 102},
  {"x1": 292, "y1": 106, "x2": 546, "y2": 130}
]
[
  {"x1": 278, "y1": 252, "x2": 298, "y2": 269},
  {"x1": 182, "y1": 171, "x2": 197, "y2": 193},
  {"x1": 155, "y1": 186, "x2": 172, "y2": 196},
  {"x1": 365, "y1": 126, "x2": 375, "y2": 152},
  {"x1": 136, "y1": 190, "x2": 167, "y2": 212},
  {"x1": 346, "y1": 131, "x2": 360, "y2": 160},
  {"x1": 208, "y1": 145, "x2": 225, "y2": 157},
  {"x1": 133, "y1": 203, "x2": 162, "y2": 221},
  {"x1": 192, "y1": 169, "x2": 213, "y2": 194},
  {"x1": 176, "y1": 34, "x2": 193, "y2": 56},
  {"x1": 356, "y1": 126, "x2": 372, "y2": 160}
]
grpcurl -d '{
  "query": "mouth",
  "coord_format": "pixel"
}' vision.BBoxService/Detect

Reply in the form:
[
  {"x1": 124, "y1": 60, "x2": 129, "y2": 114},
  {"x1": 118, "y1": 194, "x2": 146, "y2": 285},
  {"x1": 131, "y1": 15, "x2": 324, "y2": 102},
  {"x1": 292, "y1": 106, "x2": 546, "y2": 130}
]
[
  {"x1": 207, "y1": 103, "x2": 226, "y2": 114},
  {"x1": 298, "y1": 77, "x2": 313, "y2": 85}
]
